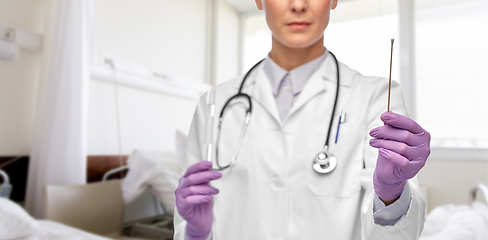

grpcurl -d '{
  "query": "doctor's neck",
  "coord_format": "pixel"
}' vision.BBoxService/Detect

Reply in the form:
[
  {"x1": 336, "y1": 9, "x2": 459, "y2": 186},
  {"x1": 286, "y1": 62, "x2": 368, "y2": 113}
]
[{"x1": 268, "y1": 36, "x2": 325, "y2": 71}]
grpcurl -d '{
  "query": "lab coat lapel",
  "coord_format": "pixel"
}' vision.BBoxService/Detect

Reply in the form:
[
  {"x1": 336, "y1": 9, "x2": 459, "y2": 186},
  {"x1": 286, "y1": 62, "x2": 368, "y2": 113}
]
[
  {"x1": 248, "y1": 66, "x2": 282, "y2": 125},
  {"x1": 287, "y1": 56, "x2": 337, "y2": 118}
]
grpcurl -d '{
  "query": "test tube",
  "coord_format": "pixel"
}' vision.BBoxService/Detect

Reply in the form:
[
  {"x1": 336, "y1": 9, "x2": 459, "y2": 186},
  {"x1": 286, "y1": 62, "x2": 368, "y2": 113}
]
[{"x1": 205, "y1": 88, "x2": 216, "y2": 162}]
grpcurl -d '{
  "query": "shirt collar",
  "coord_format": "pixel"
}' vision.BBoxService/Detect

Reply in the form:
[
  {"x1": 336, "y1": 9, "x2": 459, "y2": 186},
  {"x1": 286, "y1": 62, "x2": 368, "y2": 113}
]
[{"x1": 263, "y1": 49, "x2": 328, "y2": 96}]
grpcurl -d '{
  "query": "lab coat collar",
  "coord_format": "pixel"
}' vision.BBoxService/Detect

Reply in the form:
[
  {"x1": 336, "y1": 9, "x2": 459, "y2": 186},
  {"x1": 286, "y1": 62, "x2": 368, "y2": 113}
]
[
  {"x1": 237, "y1": 55, "x2": 352, "y2": 124},
  {"x1": 250, "y1": 64, "x2": 282, "y2": 124},
  {"x1": 287, "y1": 54, "x2": 353, "y2": 118},
  {"x1": 320, "y1": 52, "x2": 353, "y2": 87},
  {"x1": 264, "y1": 51, "x2": 327, "y2": 96}
]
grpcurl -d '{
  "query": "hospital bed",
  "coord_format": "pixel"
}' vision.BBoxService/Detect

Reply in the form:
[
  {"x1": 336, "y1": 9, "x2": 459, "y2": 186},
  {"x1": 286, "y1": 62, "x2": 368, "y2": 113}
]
[
  {"x1": 0, "y1": 169, "x2": 114, "y2": 240},
  {"x1": 103, "y1": 165, "x2": 174, "y2": 239},
  {"x1": 116, "y1": 149, "x2": 181, "y2": 239},
  {"x1": 0, "y1": 149, "x2": 180, "y2": 240},
  {"x1": 420, "y1": 183, "x2": 488, "y2": 240},
  {"x1": 41, "y1": 149, "x2": 179, "y2": 239}
]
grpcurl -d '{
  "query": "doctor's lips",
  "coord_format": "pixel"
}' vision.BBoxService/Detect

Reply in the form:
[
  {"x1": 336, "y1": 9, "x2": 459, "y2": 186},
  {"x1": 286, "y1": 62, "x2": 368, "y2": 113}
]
[{"x1": 287, "y1": 21, "x2": 311, "y2": 30}]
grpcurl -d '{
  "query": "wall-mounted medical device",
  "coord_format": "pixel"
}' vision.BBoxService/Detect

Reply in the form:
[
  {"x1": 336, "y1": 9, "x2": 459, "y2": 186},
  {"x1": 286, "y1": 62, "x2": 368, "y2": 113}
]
[
  {"x1": 0, "y1": 22, "x2": 43, "y2": 60},
  {"x1": 91, "y1": 54, "x2": 211, "y2": 99}
]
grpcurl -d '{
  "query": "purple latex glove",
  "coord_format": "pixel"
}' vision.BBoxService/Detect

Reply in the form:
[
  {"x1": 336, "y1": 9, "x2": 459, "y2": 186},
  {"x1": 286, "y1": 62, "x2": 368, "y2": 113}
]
[
  {"x1": 369, "y1": 112, "x2": 430, "y2": 200},
  {"x1": 175, "y1": 161, "x2": 222, "y2": 240}
]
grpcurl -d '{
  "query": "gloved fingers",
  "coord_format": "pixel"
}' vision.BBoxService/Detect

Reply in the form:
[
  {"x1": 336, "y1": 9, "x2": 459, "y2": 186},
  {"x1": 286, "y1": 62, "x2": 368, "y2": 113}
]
[
  {"x1": 400, "y1": 155, "x2": 426, "y2": 174},
  {"x1": 184, "y1": 161, "x2": 213, "y2": 177},
  {"x1": 380, "y1": 112, "x2": 426, "y2": 135},
  {"x1": 184, "y1": 195, "x2": 212, "y2": 208},
  {"x1": 176, "y1": 195, "x2": 212, "y2": 212},
  {"x1": 392, "y1": 159, "x2": 424, "y2": 179},
  {"x1": 178, "y1": 184, "x2": 219, "y2": 198},
  {"x1": 374, "y1": 155, "x2": 403, "y2": 184},
  {"x1": 378, "y1": 148, "x2": 425, "y2": 179},
  {"x1": 377, "y1": 147, "x2": 410, "y2": 170},
  {"x1": 369, "y1": 138, "x2": 425, "y2": 161},
  {"x1": 370, "y1": 124, "x2": 426, "y2": 147},
  {"x1": 181, "y1": 170, "x2": 222, "y2": 188}
]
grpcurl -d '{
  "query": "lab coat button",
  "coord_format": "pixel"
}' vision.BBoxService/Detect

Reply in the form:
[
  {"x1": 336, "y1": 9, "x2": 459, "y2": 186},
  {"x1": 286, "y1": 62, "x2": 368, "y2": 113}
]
[
  {"x1": 284, "y1": 127, "x2": 293, "y2": 134},
  {"x1": 273, "y1": 178, "x2": 284, "y2": 188}
]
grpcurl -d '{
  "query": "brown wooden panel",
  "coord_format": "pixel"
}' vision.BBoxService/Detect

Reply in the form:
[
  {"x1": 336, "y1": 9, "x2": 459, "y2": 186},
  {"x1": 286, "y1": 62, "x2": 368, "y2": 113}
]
[
  {"x1": 1, "y1": 155, "x2": 131, "y2": 196},
  {"x1": 86, "y1": 155, "x2": 129, "y2": 183}
]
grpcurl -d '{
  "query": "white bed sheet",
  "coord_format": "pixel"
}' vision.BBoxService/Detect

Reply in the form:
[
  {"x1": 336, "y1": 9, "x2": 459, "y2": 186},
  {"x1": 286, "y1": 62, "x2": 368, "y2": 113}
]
[
  {"x1": 420, "y1": 202, "x2": 488, "y2": 240},
  {"x1": 16, "y1": 220, "x2": 114, "y2": 240},
  {"x1": 0, "y1": 197, "x2": 114, "y2": 240}
]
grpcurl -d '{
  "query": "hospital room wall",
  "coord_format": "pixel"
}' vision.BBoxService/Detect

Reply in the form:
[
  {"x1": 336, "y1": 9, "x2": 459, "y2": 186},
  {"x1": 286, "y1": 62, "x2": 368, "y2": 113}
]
[
  {"x1": 1, "y1": 0, "x2": 486, "y2": 214},
  {"x1": 0, "y1": 0, "x2": 44, "y2": 155},
  {"x1": 88, "y1": 0, "x2": 240, "y2": 155},
  {"x1": 419, "y1": 149, "x2": 488, "y2": 212},
  {"x1": 0, "y1": 0, "x2": 240, "y2": 156}
]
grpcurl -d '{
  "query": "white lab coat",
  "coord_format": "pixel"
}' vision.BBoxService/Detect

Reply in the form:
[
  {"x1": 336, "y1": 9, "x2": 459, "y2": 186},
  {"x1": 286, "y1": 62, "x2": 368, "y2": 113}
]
[{"x1": 174, "y1": 56, "x2": 426, "y2": 240}]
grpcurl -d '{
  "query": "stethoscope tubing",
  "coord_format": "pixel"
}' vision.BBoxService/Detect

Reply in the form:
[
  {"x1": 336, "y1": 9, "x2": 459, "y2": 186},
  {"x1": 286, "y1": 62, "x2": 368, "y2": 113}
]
[
  {"x1": 214, "y1": 51, "x2": 340, "y2": 171},
  {"x1": 324, "y1": 51, "x2": 340, "y2": 149}
]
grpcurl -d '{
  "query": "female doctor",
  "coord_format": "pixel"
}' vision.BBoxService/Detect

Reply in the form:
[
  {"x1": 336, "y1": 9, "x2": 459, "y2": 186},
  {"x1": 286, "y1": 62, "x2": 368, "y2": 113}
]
[{"x1": 174, "y1": 0, "x2": 430, "y2": 239}]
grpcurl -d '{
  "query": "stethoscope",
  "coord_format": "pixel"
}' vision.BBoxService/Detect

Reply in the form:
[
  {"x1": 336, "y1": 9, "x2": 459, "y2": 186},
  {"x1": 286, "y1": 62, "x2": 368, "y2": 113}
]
[{"x1": 214, "y1": 51, "x2": 340, "y2": 174}]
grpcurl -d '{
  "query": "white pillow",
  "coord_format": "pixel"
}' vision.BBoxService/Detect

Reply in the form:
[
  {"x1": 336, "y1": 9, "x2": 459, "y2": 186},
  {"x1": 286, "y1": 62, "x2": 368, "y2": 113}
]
[{"x1": 0, "y1": 197, "x2": 42, "y2": 239}]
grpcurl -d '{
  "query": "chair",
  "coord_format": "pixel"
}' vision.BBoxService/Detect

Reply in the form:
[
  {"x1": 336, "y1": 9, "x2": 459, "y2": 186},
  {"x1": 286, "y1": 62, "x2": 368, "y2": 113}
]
[{"x1": 44, "y1": 180, "x2": 125, "y2": 237}]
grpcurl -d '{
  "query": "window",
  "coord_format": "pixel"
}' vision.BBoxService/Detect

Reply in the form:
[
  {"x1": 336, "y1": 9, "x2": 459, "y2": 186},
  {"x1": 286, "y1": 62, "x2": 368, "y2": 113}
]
[
  {"x1": 241, "y1": 0, "x2": 488, "y2": 149},
  {"x1": 242, "y1": 14, "x2": 271, "y2": 72},
  {"x1": 415, "y1": 0, "x2": 488, "y2": 148}
]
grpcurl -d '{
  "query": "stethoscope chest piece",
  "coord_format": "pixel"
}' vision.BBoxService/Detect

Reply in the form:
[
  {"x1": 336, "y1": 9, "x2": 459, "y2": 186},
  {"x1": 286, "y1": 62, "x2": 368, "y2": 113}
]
[{"x1": 313, "y1": 147, "x2": 337, "y2": 174}]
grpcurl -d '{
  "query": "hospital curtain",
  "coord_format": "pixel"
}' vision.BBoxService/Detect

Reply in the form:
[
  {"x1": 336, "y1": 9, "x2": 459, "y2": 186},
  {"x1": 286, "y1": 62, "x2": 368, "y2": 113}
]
[{"x1": 25, "y1": 0, "x2": 93, "y2": 218}]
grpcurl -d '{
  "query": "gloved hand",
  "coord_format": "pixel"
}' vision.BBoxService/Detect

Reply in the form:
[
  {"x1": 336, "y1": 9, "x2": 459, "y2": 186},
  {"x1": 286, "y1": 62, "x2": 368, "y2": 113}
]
[
  {"x1": 369, "y1": 112, "x2": 430, "y2": 201},
  {"x1": 175, "y1": 161, "x2": 222, "y2": 240}
]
